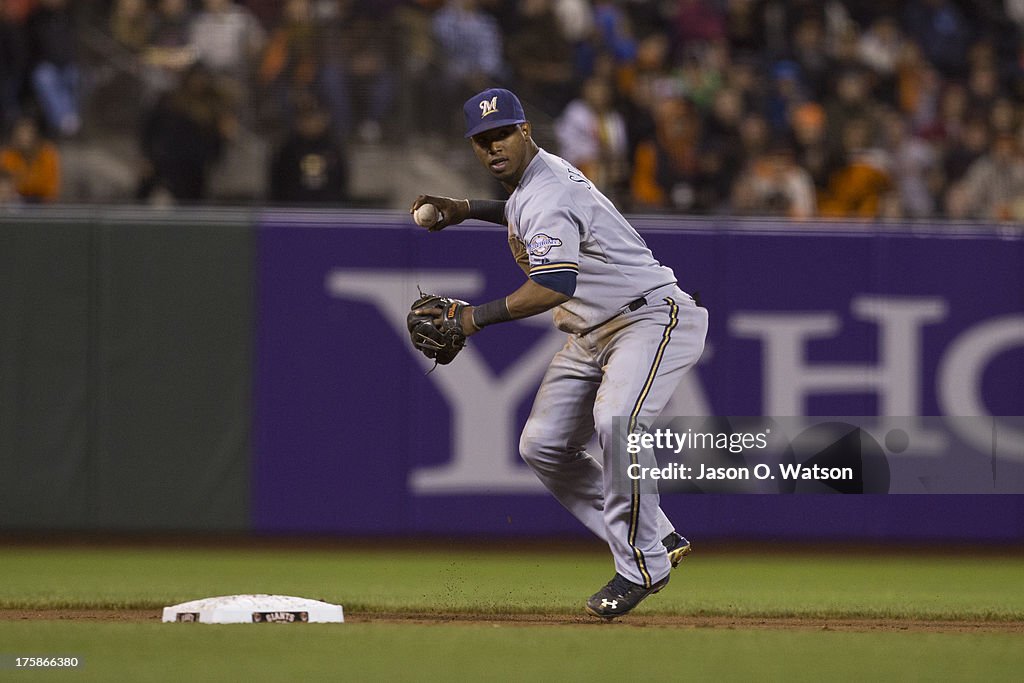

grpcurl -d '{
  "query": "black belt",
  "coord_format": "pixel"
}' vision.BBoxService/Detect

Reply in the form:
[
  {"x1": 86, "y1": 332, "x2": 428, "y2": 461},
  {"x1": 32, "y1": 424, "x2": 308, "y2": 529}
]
[
  {"x1": 624, "y1": 296, "x2": 648, "y2": 312},
  {"x1": 580, "y1": 296, "x2": 649, "y2": 336}
]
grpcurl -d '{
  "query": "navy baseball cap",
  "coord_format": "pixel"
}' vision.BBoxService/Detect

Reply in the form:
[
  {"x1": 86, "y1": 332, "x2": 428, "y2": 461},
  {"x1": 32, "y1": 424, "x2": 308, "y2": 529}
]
[{"x1": 463, "y1": 88, "x2": 527, "y2": 138}]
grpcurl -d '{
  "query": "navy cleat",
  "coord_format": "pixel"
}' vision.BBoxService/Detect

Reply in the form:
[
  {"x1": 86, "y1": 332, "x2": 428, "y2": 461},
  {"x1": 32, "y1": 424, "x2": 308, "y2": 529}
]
[
  {"x1": 662, "y1": 531, "x2": 692, "y2": 568},
  {"x1": 585, "y1": 572, "x2": 670, "y2": 619}
]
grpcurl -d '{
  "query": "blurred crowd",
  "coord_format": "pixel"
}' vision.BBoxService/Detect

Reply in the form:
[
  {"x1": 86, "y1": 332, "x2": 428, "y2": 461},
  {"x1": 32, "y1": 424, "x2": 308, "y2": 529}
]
[{"x1": 2, "y1": 0, "x2": 1024, "y2": 220}]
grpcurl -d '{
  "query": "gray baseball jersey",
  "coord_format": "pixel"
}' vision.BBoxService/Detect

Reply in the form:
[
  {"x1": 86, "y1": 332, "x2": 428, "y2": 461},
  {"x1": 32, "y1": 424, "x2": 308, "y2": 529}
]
[
  {"x1": 505, "y1": 149, "x2": 677, "y2": 334},
  {"x1": 506, "y1": 148, "x2": 709, "y2": 589}
]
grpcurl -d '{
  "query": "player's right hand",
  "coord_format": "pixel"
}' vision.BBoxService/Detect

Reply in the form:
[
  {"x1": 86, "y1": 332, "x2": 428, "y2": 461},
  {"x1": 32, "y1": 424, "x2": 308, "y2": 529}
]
[{"x1": 410, "y1": 195, "x2": 470, "y2": 232}]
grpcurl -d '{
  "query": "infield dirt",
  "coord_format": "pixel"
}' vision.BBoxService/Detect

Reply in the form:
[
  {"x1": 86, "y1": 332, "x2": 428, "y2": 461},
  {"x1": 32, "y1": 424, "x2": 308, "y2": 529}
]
[{"x1": 1, "y1": 609, "x2": 1021, "y2": 634}]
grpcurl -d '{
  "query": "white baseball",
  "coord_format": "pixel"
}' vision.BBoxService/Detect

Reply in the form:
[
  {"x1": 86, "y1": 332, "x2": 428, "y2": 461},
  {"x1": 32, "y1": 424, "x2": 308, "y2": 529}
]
[{"x1": 414, "y1": 203, "x2": 443, "y2": 228}]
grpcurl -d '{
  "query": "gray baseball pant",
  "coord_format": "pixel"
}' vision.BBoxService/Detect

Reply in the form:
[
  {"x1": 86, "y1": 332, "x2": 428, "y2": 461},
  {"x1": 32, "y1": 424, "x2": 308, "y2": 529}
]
[{"x1": 520, "y1": 288, "x2": 708, "y2": 587}]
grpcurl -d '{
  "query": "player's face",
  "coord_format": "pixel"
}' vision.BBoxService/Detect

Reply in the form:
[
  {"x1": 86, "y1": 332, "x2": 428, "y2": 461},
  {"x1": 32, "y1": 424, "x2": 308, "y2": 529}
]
[{"x1": 470, "y1": 124, "x2": 535, "y2": 186}]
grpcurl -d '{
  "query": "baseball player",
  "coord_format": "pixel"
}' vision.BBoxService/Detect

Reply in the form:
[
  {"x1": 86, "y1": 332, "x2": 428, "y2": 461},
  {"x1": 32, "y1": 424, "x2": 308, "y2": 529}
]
[{"x1": 411, "y1": 88, "x2": 708, "y2": 618}]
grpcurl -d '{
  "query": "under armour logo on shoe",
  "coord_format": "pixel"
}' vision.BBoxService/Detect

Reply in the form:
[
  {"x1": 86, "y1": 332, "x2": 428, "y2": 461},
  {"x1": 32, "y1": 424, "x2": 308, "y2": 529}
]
[{"x1": 600, "y1": 599, "x2": 618, "y2": 609}]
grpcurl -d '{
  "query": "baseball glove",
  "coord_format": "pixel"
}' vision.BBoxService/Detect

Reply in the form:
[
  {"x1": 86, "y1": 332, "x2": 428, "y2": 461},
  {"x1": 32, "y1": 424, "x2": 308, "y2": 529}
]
[{"x1": 407, "y1": 293, "x2": 469, "y2": 365}]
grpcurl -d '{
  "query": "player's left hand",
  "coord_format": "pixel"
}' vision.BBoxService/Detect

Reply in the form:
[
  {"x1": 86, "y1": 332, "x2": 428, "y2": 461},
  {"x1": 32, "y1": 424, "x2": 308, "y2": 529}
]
[
  {"x1": 410, "y1": 302, "x2": 479, "y2": 336},
  {"x1": 407, "y1": 293, "x2": 477, "y2": 366}
]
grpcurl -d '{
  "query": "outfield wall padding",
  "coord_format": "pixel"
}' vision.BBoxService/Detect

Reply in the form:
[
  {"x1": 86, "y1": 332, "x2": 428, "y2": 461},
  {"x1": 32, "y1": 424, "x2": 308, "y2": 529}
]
[
  {"x1": 2, "y1": 209, "x2": 1022, "y2": 540},
  {"x1": 0, "y1": 221, "x2": 92, "y2": 528},
  {"x1": 0, "y1": 211, "x2": 252, "y2": 531}
]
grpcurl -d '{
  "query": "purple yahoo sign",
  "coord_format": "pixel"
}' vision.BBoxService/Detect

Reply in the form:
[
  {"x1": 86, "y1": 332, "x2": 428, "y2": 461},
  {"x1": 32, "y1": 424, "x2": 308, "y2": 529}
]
[{"x1": 254, "y1": 213, "x2": 1024, "y2": 540}]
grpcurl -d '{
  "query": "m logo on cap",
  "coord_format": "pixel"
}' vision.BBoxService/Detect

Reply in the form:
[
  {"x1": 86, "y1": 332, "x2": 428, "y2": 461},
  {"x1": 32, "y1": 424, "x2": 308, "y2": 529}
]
[{"x1": 479, "y1": 96, "x2": 499, "y2": 118}]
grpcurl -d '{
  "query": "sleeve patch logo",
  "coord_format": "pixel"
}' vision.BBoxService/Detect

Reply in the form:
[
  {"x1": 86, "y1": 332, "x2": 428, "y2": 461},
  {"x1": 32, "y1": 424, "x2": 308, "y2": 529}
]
[{"x1": 528, "y1": 233, "x2": 563, "y2": 256}]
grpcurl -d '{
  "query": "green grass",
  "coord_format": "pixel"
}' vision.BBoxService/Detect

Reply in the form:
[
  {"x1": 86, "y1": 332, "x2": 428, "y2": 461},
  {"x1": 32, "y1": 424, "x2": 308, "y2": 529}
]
[
  {"x1": 0, "y1": 622, "x2": 1022, "y2": 683},
  {"x1": 0, "y1": 546, "x2": 1022, "y2": 621},
  {"x1": 0, "y1": 546, "x2": 1022, "y2": 681}
]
